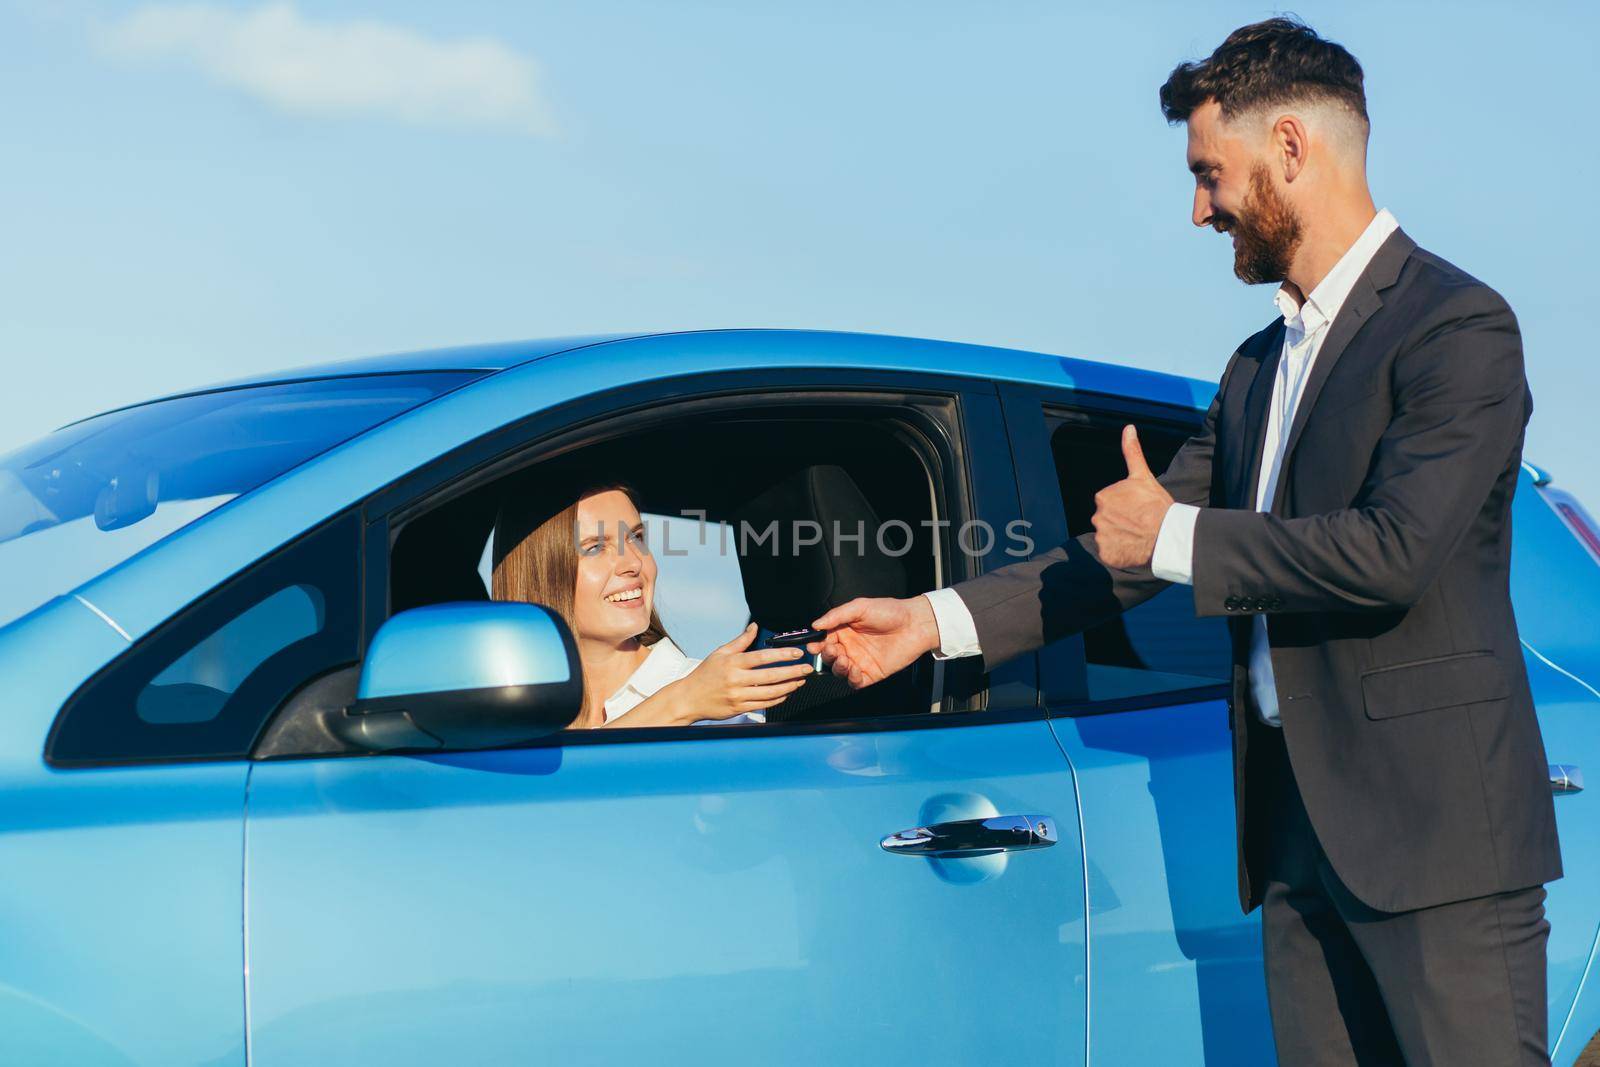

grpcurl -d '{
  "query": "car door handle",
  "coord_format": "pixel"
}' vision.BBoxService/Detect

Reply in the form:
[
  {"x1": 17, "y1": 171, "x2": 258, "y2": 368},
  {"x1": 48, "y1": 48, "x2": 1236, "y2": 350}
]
[
  {"x1": 880, "y1": 814, "x2": 1058, "y2": 857},
  {"x1": 1550, "y1": 764, "x2": 1584, "y2": 795}
]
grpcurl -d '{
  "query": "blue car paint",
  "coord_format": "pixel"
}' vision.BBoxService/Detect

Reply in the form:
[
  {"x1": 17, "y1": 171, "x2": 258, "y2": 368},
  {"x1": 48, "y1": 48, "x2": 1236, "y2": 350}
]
[
  {"x1": 131, "y1": 332, "x2": 637, "y2": 403},
  {"x1": 357, "y1": 602, "x2": 575, "y2": 699},
  {"x1": 0, "y1": 329, "x2": 1592, "y2": 1064},
  {"x1": 243, "y1": 723, "x2": 1089, "y2": 1066},
  {"x1": 1047, "y1": 697, "x2": 1275, "y2": 1065},
  {"x1": 1513, "y1": 464, "x2": 1600, "y2": 681},
  {"x1": 0, "y1": 597, "x2": 248, "y2": 1065}
]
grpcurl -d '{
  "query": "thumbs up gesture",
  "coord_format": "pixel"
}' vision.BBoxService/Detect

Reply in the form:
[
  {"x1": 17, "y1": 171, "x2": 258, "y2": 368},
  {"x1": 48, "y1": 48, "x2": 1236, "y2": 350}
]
[{"x1": 1091, "y1": 425, "x2": 1176, "y2": 569}]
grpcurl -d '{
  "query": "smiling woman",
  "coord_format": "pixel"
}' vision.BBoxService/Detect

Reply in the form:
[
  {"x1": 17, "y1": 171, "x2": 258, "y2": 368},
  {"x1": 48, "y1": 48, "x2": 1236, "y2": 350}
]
[{"x1": 491, "y1": 482, "x2": 812, "y2": 729}]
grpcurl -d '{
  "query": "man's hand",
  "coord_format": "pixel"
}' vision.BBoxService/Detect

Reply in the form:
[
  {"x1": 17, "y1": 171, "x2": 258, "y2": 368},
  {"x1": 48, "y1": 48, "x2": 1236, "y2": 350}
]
[
  {"x1": 807, "y1": 596, "x2": 942, "y2": 690},
  {"x1": 1091, "y1": 425, "x2": 1174, "y2": 569}
]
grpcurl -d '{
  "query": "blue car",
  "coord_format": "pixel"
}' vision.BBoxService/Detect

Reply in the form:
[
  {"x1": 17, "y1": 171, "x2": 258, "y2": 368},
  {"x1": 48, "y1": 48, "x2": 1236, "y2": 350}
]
[{"x1": 2, "y1": 330, "x2": 1597, "y2": 1066}]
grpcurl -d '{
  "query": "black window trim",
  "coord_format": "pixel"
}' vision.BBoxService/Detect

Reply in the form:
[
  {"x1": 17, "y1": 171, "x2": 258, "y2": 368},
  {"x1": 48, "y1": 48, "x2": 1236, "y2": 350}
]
[{"x1": 997, "y1": 381, "x2": 1231, "y2": 720}]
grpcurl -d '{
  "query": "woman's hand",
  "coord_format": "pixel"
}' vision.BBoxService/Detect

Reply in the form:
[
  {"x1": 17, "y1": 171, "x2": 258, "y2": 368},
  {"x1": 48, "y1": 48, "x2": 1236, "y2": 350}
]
[
  {"x1": 606, "y1": 624, "x2": 813, "y2": 727},
  {"x1": 671, "y1": 623, "x2": 816, "y2": 722},
  {"x1": 605, "y1": 625, "x2": 814, "y2": 727}
]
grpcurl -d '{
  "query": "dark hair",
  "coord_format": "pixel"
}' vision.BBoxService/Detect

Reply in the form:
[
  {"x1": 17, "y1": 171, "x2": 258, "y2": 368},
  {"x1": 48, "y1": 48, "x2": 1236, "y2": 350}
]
[{"x1": 1159, "y1": 17, "x2": 1367, "y2": 127}]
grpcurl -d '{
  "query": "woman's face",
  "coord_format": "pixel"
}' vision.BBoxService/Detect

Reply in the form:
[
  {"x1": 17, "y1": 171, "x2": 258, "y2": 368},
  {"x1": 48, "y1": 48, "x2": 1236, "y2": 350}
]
[{"x1": 570, "y1": 489, "x2": 658, "y2": 645}]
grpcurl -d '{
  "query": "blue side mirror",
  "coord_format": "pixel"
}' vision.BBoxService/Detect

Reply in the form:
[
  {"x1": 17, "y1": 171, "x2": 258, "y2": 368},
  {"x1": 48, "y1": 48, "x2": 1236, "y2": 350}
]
[{"x1": 334, "y1": 602, "x2": 583, "y2": 752}]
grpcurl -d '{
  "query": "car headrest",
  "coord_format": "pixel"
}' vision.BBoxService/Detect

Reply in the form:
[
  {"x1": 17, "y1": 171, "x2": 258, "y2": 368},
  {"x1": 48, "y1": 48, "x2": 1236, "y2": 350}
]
[
  {"x1": 390, "y1": 497, "x2": 495, "y2": 614},
  {"x1": 732, "y1": 464, "x2": 909, "y2": 631}
]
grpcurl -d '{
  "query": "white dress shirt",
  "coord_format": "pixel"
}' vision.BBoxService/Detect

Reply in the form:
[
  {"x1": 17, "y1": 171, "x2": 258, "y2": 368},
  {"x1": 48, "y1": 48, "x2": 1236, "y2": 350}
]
[
  {"x1": 602, "y1": 636, "x2": 766, "y2": 726},
  {"x1": 925, "y1": 209, "x2": 1401, "y2": 729}
]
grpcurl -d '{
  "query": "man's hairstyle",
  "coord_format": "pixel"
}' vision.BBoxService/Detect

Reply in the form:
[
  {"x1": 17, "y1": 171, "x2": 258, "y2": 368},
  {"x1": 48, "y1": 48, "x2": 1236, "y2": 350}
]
[{"x1": 1159, "y1": 17, "x2": 1367, "y2": 128}]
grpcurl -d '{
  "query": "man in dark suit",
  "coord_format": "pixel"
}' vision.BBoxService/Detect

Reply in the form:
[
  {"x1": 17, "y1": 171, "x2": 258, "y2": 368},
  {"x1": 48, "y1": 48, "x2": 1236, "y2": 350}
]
[{"x1": 810, "y1": 17, "x2": 1559, "y2": 1066}]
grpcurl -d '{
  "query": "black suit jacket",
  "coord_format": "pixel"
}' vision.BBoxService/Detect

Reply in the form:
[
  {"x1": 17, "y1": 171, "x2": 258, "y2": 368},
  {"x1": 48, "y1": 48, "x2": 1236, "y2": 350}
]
[{"x1": 955, "y1": 229, "x2": 1562, "y2": 913}]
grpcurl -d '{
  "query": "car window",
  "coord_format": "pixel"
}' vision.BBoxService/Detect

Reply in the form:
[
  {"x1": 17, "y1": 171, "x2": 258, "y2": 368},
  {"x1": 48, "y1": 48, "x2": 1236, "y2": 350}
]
[
  {"x1": 641, "y1": 511, "x2": 751, "y2": 659},
  {"x1": 393, "y1": 399, "x2": 961, "y2": 736},
  {"x1": 1049, "y1": 416, "x2": 1231, "y2": 701},
  {"x1": 137, "y1": 585, "x2": 326, "y2": 724},
  {"x1": 48, "y1": 513, "x2": 360, "y2": 766},
  {"x1": 474, "y1": 510, "x2": 751, "y2": 659},
  {"x1": 0, "y1": 372, "x2": 477, "y2": 632}
]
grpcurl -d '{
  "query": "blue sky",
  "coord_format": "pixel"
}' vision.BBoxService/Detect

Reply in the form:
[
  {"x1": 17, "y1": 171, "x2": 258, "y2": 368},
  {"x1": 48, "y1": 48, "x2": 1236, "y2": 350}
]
[{"x1": 4, "y1": 1, "x2": 1597, "y2": 513}]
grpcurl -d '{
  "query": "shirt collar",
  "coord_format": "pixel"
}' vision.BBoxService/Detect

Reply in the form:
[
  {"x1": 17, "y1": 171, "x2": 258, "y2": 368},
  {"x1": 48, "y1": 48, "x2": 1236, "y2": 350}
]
[
  {"x1": 1274, "y1": 208, "x2": 1399, "y2": 336},
  {"x1": 603, "y1": 637, "x2": 692, "y2": 720}
]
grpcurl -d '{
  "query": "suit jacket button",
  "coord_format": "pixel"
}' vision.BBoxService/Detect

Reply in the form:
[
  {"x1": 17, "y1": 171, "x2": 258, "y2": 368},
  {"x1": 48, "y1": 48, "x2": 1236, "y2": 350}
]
[
  {"x1": 1253, "y1": 596, "x2": 1269, "y2": 611},
  {"x1": 1270, "y1": 597, "x2": 1283, "y2": 610},
  {"x1": 1224, "y1": 596, "x2": 1240, "y2": 611}
]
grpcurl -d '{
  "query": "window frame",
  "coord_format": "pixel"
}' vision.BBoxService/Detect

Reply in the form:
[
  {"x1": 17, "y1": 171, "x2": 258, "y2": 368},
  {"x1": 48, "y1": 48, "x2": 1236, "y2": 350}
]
[
  {"x1": 996, "y1": 382, "x2": 1231, "y2": 720},
  {"x1": 45, "y1": 509, "x2": 363, "y2": 767},
  {"x1": 355, "y1": 367, "x2": 1041, "y2": 751}
]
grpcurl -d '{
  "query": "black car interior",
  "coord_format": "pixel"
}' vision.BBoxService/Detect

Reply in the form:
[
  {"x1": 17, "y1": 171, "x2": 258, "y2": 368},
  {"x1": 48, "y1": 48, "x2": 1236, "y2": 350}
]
[{"x1": 386, "y1": 410, "x2": 943, "y2": 726}]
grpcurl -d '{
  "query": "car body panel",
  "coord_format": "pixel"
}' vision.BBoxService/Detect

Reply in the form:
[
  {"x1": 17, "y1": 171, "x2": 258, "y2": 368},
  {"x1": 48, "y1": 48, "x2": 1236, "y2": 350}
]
[
  {"x1": 1047, "y1": 699, "x2": 1274, "y2": 1064},
  {"x1": 1513, "y1": 466, "x2": 1600, "y2": 682},
  {"x1": 0, "y1": 597, "x2": 247, "y2": 1066},
  {"x1": 244, "y1": 722, "x2": 1089, "y2": 1066}
]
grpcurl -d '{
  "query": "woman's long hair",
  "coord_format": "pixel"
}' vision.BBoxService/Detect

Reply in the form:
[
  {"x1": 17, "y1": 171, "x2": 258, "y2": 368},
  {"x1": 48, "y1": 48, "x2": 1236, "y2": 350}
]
[{"x1": 491, "y1": 479, "x2": 669, "y2": 647}]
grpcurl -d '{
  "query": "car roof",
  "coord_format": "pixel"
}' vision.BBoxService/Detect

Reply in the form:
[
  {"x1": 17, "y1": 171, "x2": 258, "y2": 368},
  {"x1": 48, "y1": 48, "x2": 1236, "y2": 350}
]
[
  {"x1": 89, "y1": 328, "x2": 1219, "y2": 424},
  {"x1": 145, "y1": 332, "x2": 638, "y2": 395}
]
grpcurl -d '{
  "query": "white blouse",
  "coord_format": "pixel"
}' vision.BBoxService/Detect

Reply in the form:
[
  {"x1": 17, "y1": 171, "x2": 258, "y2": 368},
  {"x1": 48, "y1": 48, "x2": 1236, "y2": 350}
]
[{"x1": 602, "y1": 636, "x2": 766, "y2": 726}]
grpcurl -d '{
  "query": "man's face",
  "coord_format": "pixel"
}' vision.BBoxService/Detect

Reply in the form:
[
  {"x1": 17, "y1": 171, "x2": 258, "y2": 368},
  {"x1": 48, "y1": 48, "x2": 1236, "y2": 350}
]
[{"x1": 1185, "y1": 101, "x2": 1302, "y2": 285}]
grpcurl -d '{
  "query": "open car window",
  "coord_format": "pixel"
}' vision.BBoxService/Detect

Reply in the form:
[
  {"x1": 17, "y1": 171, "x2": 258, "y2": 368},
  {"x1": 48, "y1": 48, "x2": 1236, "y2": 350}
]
[
  {"x1": 476, "y1": 510, "x2": 751, "y2": 660},
  {"x1": 389, "y1": 401, "x2": 964, "y2": 733}
]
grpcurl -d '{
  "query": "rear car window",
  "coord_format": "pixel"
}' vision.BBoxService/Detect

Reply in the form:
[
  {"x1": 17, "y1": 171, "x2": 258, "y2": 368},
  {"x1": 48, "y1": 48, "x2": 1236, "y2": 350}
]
[
  {"x1": 0, "y1": 372, "x2": 478, "y2": 631},
  {"x1": 1048, "y1": 415, "x2": 1232, "y2": 701}
]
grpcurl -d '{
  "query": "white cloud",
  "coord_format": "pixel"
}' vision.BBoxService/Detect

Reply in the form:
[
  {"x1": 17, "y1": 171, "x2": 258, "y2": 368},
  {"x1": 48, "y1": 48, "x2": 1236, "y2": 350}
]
[{"x1": 98, "y1": 3, "x2": 556, "y2": 136}]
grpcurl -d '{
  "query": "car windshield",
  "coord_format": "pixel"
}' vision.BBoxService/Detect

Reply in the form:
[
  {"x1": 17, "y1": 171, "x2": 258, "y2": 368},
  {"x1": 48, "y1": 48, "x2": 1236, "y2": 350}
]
[{"x1": 0, "y1": 372, "x2": 479, "y2": 632}]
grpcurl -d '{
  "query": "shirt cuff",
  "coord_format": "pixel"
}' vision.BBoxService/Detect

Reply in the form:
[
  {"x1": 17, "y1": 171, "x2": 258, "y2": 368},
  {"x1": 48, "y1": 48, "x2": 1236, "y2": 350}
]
[
  {"x1": 923, "y1": 588, "x2": 982, "y2": 660},
  {"x1": 1150, "y1": 503, "x2": 1199, "y2": 585}
]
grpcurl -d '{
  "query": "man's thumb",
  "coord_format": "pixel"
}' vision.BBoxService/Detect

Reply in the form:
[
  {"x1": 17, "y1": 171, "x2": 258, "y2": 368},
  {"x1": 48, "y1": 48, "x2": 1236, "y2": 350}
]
[
  {"x1": 1122, "y1": 424, "x2": 1152, "y2": 479},
  {"x1": 813, "y1": 598, "x2": 867, "y2": 631}
]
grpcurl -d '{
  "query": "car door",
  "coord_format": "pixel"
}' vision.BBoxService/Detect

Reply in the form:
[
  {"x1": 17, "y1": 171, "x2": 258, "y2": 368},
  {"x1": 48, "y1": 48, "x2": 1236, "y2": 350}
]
[
  {"x1": 999, "y1": 383, "x2": 1276, "y2": 1065},
  {"x1": 241, "y1": 378, "x2": 1091, "y2": 1066}
]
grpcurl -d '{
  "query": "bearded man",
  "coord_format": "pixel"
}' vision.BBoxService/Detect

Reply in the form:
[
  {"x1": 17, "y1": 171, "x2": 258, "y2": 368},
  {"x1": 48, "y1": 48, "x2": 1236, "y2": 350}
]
[{"x1": 809, "y1": 17, "x2": 1559, "y2": 1065}]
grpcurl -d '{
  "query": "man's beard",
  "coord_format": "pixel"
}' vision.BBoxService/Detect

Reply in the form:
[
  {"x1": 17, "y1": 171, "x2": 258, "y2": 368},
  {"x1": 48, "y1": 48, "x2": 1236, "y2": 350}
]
[{"x1": 1215, "y1": 163, "x2": 1303, "y2": 285}]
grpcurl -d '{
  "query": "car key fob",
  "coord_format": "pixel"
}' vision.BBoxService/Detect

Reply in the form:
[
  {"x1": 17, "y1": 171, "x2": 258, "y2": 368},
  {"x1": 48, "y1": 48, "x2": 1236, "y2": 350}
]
[
  {"x1": 763, "y1": 627, "x2": 825, "y2": 649},
  {"x1": 759, "y1": 627, "x2": 826, "y2": 672}
]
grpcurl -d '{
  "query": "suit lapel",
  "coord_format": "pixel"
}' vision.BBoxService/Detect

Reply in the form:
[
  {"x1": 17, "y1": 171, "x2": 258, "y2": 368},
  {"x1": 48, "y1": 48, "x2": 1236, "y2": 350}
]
[
  {"x1": 1235, "y1": 324, "x2": 1284, "y2": 509},
  {"x1": 1268, "y1": 228, "x2": 1418, "y2": 514}
]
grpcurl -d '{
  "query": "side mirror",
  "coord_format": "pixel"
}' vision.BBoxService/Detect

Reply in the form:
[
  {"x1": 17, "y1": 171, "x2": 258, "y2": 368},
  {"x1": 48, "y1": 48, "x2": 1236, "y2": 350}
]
[{"x1": 334, "y1": 602, "x2": 583, "y2": 752}]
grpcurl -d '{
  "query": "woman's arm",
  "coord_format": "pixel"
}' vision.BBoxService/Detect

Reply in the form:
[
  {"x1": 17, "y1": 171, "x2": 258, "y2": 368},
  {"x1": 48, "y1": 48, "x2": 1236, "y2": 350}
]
[{"x1": 598, "y1": 683, "x2": 689, "y2": 728}]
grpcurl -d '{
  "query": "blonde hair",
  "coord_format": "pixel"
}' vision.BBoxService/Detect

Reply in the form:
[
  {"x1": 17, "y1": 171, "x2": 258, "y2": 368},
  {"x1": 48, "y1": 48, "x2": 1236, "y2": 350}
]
[{"x1": 491, "y1": 480, "x2": 669, "y2": 647}]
